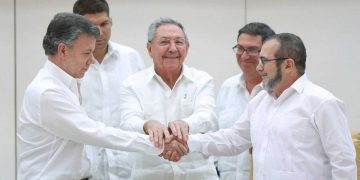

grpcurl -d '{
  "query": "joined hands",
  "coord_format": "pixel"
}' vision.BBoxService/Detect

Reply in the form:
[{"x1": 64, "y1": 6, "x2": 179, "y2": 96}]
[{"x1": 144, "y1": 120, "x2": 189, "y2": 162}]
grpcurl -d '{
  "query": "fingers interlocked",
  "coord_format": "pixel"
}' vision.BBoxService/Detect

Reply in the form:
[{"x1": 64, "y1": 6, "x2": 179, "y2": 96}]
[
  {"x1": 168, "y1": 120, "x2": 189, "y2": 141},
  {"x1": 144, "y1": 119, "x2": 190, "y2": 161},
  {"x1": 144, "y1": 120, "x2": 171, "y2": 148}
]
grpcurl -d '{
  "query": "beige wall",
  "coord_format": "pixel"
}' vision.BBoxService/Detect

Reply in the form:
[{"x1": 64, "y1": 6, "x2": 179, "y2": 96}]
[
  {"x1": 246, "y1": 0, "x2": 360, "y2": 128},
  {"x1": 0, "y1": 0, "x2": 15, "y2": 179},
  {"x1": 0, "y1": 0, "x2": 358, "y2": 178}
]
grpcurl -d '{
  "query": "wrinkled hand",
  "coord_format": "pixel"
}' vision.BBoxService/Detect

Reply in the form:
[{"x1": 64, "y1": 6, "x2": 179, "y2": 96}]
[
  {"x1": 144, "y1": 120, "x2": 171, "y2": 148},
  {"x1": 168, "y1": 120, "x2": 189, "y2": 141},
  {"x1": 160, "y1": 136, "x2": 189, "y2": 162}
]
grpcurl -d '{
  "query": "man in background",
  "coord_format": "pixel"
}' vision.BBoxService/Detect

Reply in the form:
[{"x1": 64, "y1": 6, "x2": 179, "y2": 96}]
[
  {"x1": 215, "y1": 22, "x2": 274, "y2": 180},
  {"x1": 73, "y1": 0, "x2": 144, "y2": 179}
]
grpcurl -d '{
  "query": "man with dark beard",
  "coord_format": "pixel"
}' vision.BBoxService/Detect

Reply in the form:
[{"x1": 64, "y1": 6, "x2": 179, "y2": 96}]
[{"x1": 167, "y1": 33, "x2": 357, "y2": 180}]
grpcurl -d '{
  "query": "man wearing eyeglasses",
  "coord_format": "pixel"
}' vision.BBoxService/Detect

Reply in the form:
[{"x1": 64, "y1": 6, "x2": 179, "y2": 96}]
[
  {"x1": 179, "y1": 33, "x2": 356, "y2": 179},
  {"x1": 215, "y1": 22, "x2": 274, "y2": 180}
]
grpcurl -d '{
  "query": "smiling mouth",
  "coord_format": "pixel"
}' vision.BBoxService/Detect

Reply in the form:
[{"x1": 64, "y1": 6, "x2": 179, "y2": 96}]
[{"x1": 164, "y1": 56, "x2": 180, "y2": 59}]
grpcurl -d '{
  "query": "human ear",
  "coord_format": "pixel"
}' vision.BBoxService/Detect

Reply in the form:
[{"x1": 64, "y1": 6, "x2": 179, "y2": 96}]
[{"x1": 57, "y1": 43, "x2": 67, "y2": 57}]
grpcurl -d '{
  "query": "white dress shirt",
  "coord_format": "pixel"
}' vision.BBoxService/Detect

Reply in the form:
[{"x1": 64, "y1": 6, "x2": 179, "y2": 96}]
[
  {"x1": 216, "y1": 73, "x2": 263, "y2": 180},
  {"x1": 119, "y1": 65, "x2": 219, "y2": 180},
  {"x1": 17, "y1": 60, "x2": 160, "y2": 180},
  {"x1": 81, "y1": 41, "x2": 144, "y2": 180},
  {"x1": 189, "y1": 75, "x2": 356, "y2": 180}
]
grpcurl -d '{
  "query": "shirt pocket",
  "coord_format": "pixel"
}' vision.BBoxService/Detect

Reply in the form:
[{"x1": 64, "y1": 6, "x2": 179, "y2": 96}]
[
  {"x1": 142, "y1": 101, "x2": 164, "y2": 122},
  {"x1": 275, "y1": 115, "x2": 310, "y2": 148},
  {"x1": 180, "y1": 100, "x2": 194, "y2": 118}
]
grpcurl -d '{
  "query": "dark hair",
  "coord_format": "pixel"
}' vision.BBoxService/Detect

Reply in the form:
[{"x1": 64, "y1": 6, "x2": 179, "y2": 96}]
[
  {"x1": 73, "y1": 0, "x2": 109, "y2": 16},
  {"x1": 237, "y1": 22, "x2": 275, "y2": 42},
  {"x1": 266, "y1": 33, "x2": 307, "y2": 75},
  {"x1": 147, "y1": 17, "x2": 188, "y2": 42},
  {"x1": 42, "y1": 12, "x2": 100, "y2": 55}
]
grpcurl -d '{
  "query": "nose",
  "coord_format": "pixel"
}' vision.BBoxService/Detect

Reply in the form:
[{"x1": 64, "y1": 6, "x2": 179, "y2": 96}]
[
  {"x1": 168, "y1": 41, "x2": 177, "y2": 52},
  {"x1": 240, "y1": 51, "x2": 250, "y2": 59},
  {"x1": 256, "y1": 62, "x2": 263, "y2": 73},
  {"x1": 88, "y1": 54, "x2": 96, "y2": 65},
  {"x1": 96, "y1": 26, "x2": 103, "y2": 36}
]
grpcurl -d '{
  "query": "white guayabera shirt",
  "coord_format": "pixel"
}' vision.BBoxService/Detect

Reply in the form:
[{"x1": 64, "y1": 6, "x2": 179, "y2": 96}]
[
  {"x1": 119, "y1": 65, "x2": 219, "y2": 180},
  {"x1": 189, "y1": 75, "x2": 356, "y2": 180},
  {"x1": 80, "y1": 41, "x2": 144, "y2": 180},
  {"x1": 216, "y1": 73, "x2": 263, "y2": 180},
  {"x1": 17, "y1": 60, "x2": 160, "y2": 180}
]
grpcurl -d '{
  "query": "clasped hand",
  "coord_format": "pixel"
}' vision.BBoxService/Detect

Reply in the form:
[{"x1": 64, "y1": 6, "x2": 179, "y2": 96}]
[{"x1": 144, "y1": 120, "x2": 189, "y2": 162}]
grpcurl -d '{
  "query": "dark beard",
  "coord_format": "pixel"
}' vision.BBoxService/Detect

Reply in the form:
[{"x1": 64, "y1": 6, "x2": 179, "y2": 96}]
[{"x1": 264, "y1": 65, "x2": 282, "y2": 93}]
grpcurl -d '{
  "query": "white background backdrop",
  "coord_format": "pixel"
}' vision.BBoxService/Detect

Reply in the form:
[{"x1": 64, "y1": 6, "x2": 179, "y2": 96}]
[{"x1": 1, "y1": 0, "x2": 359, "y2": 179}]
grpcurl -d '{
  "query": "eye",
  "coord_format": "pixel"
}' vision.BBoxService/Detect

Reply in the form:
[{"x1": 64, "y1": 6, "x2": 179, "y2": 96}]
[
  {"x1": 83, "y1": 52, "x2": 92, "y2": 56},
  {"x1": 248, "y1": 48, "x2": 259, "y2": 53},
  {"x1": 237, "y1": 46, "x2": 245, "y2": 52},
  {"x1": 175, "y1": 40, "x2": 185, "y2": 46},
  {"x1": 159, "y1": 40, "x2": 169, "y2": 46},
  {"x1": 100, "y1": 21, "x2": 110, "y2": 27}
]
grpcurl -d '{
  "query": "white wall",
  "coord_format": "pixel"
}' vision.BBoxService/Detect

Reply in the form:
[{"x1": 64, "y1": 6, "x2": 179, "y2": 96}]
[
  {"x1": 0, "y1": 0, "x2": 357, "y2": 178},
  {"x1": 0, "y1": 0, "x2": 15, "y2": 179}
]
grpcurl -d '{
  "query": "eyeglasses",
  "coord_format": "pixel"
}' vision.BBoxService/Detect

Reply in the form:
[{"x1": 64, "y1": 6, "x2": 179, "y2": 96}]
[
  {"x1": 232, "y1": 45, "x2": 260, "y2": 56},
  {"x1": 259, "y1": 57, "x2": 288, "y2": 66}
]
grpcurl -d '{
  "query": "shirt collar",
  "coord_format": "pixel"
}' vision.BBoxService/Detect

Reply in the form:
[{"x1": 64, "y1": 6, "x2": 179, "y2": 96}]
[
  {"x1": 239, "y1": 73, "x2": 264, "y2": 92},
  {"x1": 290, "y1": 74, "x2": 309, "y2": 94},
  {"x1": 238, "y1": 73, "x2": 246, "y2": 89},
  {"x1": 44, "y1": 60, "x2": 79, "y2": 92},
  {"x1": 181, "y1": 64, "x2": 195, "y2": 82},
  {"x1": 106, "y1": 40, "x2": 115, "y2": 58},
  {"x1": 93, "y1": 40, "x2": 115, "y2": 65},
  {"x1": 146, "y1": 64, "x2": 194, "y2": 83},
  {"x1": 270, "y1": 74, "x2": 309, "y2": 100}
]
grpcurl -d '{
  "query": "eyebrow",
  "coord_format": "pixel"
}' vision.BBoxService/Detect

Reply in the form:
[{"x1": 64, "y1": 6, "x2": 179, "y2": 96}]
[
  {"x1": 236, "y1": 45, "x2": 259, "y2": 49},
  {"x1": 158, "y1": 37, "x2": 185, "y2": 40}
]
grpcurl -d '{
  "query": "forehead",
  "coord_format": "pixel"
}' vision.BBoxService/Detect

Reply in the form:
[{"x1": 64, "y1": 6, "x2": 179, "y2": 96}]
[
  {"x1": 260, "y1": 39, "x2": 280, "y2": 57},
  {"x1": 83, "y1": 12, "x2": 110, "y2": 25},
  {"x1": 237, "y1": 33, "x2": 262, "y2": 47},
  {"x1": 154, "y1": 24, "x2": 185, "y2": 39}
]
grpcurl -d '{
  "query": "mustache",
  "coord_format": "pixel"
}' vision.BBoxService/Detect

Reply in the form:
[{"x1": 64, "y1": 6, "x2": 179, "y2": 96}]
[{"x1": 260, "y1": 72, "x2": 268, "y2": 76}]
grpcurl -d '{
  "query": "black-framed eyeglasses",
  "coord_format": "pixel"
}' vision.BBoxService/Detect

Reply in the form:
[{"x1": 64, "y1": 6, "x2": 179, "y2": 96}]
[
  {"x1": 259, "y1": 57, "x2": 289, "y2": 66},
  {"x1": 232, "y1": 45, "x2": 260, "y2": 56}
]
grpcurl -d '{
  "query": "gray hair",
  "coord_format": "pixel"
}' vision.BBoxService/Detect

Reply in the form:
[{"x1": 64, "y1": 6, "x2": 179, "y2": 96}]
[
  {"x1": 42, "y1": 12, "x2": 100, "y2": 55},
  {"x1": 147, "y1": 17, "x2": 188, "y2": 42}
]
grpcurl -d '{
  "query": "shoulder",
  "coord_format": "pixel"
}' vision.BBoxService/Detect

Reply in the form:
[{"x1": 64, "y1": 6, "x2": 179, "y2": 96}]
[
  {"x1": 302, "y1": 81, "x2": 343, "y2": 105},
  {"x1": 122, "y1": 67, "x2": 151, "y2": 86},
  {"x1": 184, "y1": 65, "x2": 213, "y2": 84},
  {"x1": 248, "y1": 90, "x2": 268, "y2": 106},
  {"x1": 24, "y1": 70, "x2": 62, "y2": 103},
  {"x1": 110, "y1": 41, "x2": 140, "y2": 55},
  {"x1": 220, "y1": 74, "x2": 241, "y2": 89}
]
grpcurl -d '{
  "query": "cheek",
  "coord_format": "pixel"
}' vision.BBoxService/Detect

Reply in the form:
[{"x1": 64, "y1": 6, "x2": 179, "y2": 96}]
[
  {"x1": 179, "y1": 48, "x2": 188, "y2": 57},
  {"x1": 155, "y1": 48, "x2": 166, "y2": 58}
]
